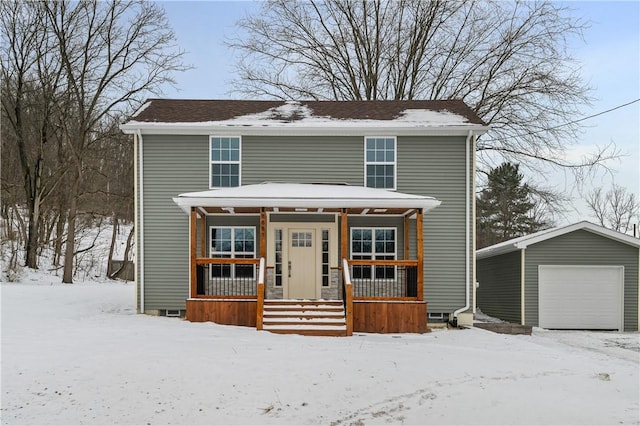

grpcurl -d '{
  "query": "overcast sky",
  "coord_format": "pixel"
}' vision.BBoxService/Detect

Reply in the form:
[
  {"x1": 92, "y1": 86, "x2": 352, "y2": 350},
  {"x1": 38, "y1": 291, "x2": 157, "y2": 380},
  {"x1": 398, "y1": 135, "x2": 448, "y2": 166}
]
[{"x1": 157, "y1": 1, "x2": 639, "y2": 227}]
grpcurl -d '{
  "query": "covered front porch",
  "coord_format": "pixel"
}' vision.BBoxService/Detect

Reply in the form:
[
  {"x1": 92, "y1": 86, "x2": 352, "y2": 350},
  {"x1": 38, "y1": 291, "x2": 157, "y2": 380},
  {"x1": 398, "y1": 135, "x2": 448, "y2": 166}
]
[{"x1": 174, "y1": 183, "x2": 440, "y2": 335}]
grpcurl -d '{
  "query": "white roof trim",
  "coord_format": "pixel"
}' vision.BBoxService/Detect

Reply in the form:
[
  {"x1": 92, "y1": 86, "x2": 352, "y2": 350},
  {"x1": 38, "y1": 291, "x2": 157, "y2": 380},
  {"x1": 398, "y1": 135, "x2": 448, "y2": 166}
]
[
  {"x1": 121, "y1": 123, "x2": 489, "y2": 137},
  {"x1": 476, "y1": 221, "x2": 640, "y2": 259},
  {"x1": 172, "y1": 182, "x2": 441, "y2": 214}
]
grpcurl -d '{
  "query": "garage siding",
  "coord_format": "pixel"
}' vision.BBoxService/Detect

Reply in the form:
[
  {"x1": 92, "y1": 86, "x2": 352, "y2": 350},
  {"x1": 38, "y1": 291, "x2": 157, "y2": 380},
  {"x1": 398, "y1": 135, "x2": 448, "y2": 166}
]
[
  {"x1": 524, "y1": 230, "x2": 639, "y2": 331},
  {"x1": 476, "y1": 250, "x2": 521, "y2": 324}
]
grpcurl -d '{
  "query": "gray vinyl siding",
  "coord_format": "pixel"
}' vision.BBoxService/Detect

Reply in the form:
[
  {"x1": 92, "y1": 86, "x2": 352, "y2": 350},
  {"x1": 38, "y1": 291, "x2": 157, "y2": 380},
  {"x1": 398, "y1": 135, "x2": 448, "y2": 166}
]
[
  {"x1": 242, "y1": 136, "x2": 362, "y2": 185},
  {"x1": 524, "y1": 230, "x2": 639, "y2": 331},
  {"x1": 398, "y1": 136, "x2": 471, "y2": 313},
  {"x1": 140, "y1": 134, "x2": 208, "y2": 310},
  {"x1": 139, "y1": 133, "x2": 472, "y2": 313},
  {"x1": 476, "y1": 251, "x2": 521, "y2": 323}
]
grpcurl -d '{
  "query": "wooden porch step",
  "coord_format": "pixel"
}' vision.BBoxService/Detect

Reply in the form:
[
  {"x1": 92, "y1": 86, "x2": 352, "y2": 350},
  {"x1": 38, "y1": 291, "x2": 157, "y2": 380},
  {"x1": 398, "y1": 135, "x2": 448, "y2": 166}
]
[
  {"x1": 261, "y1": 299, "x2": 347, "y2": 337},
  {"x1": 264, "y1": 321, "x2": 346, "y2": 327},
  {"x1": 264, "y1": 304, "x2": 344, "y2": 309},
  {"x1": 264, "y1": 328, "x2": 347, "y2": 337},
  {"x1": 263, "y1": 316, "x2": 346, "y2": 324},
  {"x1": 263, "y1": 309, "x2": 344, "y2": 316},
  {"x1": 264, "y1": 300, "x2": 343, "y2": 306}
]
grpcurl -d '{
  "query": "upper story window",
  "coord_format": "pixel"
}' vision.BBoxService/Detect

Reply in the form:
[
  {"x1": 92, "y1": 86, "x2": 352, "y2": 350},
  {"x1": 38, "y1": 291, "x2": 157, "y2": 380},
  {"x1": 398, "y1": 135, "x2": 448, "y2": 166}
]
[
  {"x1": 365, "y1": 137, "x2": 396, "y2": 189},
  {"x1": 210, "y1": 136, "x2": 241, "y2": 188}
]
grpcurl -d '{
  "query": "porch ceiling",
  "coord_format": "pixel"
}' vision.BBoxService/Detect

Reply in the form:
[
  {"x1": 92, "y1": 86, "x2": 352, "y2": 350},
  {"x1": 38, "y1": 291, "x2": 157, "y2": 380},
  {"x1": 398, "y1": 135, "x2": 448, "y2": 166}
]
[
  {"x1": 173, "y1": 182, "x2": 441, "y2": 215},
  {"x1": 201, "y1": 206, "x2": 412, "y2": 215}
]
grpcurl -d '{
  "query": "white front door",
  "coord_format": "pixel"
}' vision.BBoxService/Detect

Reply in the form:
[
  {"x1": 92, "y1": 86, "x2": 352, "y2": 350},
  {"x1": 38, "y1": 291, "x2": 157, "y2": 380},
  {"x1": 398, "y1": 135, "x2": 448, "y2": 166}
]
[{"x1": 287, "y1": 229, "x2": 318, "y2": 299}]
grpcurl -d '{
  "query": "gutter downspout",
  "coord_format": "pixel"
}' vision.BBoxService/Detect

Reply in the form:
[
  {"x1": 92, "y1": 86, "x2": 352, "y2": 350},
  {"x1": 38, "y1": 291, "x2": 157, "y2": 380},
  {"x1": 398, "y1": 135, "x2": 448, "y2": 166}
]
[
  {"x1": 137, "y1": 129, "x2": 145, "y2": 314},
  {"x1": 453, "y1": 130, "x2": 474, "y2": 324},
  {"x1": 521, "y1": 248, "x2": 526, "y2": 325}
]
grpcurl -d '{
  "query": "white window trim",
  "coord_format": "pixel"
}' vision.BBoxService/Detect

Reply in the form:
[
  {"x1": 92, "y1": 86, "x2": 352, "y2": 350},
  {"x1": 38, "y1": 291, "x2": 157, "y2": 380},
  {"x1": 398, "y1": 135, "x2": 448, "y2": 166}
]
[
  {"x1": 364, "y1": 136, "x2": 397, "y2": 190},
  {"x1": 350, "y1": 227, "x2": 397, "y2": 280},
  {"x1": 209, "y1": 135, "x2": 242, "y2": 189},
  {"x1": 209, "y1": 225, "x2": 256, "y2": 279}
]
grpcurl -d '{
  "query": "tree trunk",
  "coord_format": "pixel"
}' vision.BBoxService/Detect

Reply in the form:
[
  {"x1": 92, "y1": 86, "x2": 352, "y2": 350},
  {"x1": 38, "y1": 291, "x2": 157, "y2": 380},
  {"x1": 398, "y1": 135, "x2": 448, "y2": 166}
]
[
  {"x1": 11, "y1": 203, "x2": 28, "y2": 248},
  {"x1": 107, "y1": 215, "x2": 119, "y2": 278},
  {"x1": 25, "y1": 192, "x2": 41, "y2": 269},
  {"x1": 53, "y1": 209, "x2": 65, "y2": 267},
  {"x1": 62, "y1": 170, "x2": 80, "y2": 283}
]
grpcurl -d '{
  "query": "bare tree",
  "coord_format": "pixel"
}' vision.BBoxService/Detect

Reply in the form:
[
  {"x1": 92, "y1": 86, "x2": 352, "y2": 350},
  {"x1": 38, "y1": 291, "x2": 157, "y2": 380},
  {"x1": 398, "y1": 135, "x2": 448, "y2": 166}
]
[
  {"x1": 2, "y1": 0, "x2": 188, "y2": 282},
  {"x1": 228, "y1": 0, "x2": 619, "y2": 176},
  {"x1": 38, "y1": 0, "x2": 188, "y2": 283},
  {"x1": 1, "y1": 2, "x2": 68, "y2": 269},
  {"x1": 585, "y1": 185, "x2": 640, "y2": 235}
]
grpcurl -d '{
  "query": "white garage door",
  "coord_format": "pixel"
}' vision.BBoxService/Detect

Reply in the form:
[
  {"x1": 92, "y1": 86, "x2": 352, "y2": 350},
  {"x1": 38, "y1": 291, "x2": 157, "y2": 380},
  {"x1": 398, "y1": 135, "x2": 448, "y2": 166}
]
[{"x1": 538, "y1": 265, "x2": 624, "y2": 331}]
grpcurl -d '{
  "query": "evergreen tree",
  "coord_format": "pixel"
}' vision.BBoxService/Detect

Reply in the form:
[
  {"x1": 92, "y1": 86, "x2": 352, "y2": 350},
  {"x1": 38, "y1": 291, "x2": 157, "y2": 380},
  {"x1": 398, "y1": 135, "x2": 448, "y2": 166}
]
[{"x1": 477, "y1": 163, "x2": 547, "y2": 248}]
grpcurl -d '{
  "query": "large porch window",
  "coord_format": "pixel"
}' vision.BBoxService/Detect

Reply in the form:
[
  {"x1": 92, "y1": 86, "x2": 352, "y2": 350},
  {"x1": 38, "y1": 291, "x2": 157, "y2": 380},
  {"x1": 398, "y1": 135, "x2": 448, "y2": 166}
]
[
  {"x1": 351, "y1": 228, "x2": 396, "y2": 279},
  {"x1": 210, "y1": 226, "x2": 255, "y2": 278}
]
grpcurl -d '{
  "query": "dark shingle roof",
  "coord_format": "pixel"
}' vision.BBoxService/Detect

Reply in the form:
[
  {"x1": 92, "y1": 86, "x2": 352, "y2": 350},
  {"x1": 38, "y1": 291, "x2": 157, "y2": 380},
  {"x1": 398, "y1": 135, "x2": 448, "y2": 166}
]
[{"x1": 130, "y1": 99, "x2": 485, "y2": 125}]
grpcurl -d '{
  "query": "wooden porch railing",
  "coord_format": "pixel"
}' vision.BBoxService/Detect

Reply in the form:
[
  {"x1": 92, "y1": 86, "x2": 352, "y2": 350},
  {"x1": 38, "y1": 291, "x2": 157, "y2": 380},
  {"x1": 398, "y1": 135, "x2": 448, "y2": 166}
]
[
  {"x1": 342, "y1": 258, "x2": 353, "y2": 336},
  {"x1": 346, "y1": 259, "x2": 422, "y2": 301},
  {"x1": 193, "y1": 258, "x2": 261, "y2": 298}
]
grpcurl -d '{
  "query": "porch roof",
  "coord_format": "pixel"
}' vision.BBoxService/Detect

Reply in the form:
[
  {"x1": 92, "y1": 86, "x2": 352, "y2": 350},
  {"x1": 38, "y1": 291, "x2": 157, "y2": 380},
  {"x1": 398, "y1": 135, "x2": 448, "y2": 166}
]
[{"x1": 173, "y1": 182, "x2": 441, "y2": 214}]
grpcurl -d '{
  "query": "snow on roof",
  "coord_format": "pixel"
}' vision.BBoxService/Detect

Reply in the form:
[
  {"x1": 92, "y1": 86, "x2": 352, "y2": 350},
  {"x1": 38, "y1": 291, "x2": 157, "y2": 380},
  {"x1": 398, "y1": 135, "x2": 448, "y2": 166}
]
[
  {"x1": 476, "y1": 221, "x2": 640, "y2": 259},
  {"x1": 120, "y1": 99, "x2": 489, "y2": 136},
  {"x1": 172, "y1": 182, "x2": 441, "y2": 213}
]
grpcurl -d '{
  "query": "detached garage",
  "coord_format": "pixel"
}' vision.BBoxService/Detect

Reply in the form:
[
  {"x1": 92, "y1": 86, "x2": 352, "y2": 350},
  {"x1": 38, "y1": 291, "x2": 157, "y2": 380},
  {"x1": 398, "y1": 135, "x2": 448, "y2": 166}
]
[{"x1": 476, "y1": 221, "x2": 639, "y2": 331}]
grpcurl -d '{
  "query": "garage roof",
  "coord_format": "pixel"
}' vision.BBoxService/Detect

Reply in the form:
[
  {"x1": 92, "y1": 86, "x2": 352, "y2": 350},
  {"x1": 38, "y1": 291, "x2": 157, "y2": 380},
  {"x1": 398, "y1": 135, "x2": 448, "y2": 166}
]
[{"x1": 477, "y1": 221, "x2": 640, "y2": 259}]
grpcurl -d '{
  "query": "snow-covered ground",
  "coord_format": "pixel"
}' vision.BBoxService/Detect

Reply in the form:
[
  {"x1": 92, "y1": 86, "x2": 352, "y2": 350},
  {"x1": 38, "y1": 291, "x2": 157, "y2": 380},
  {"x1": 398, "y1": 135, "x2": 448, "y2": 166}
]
[
  {"x1": 1, "y1": 273, "x2": 639, "y2": 425},
  {"x1": 1, "y1": 219, "x2": 133, "y2": 283}
]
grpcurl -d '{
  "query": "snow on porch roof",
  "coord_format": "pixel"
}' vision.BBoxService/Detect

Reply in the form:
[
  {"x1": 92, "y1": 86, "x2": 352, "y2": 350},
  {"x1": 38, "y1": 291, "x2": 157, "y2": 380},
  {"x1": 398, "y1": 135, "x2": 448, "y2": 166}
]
[{"x1": 172, "y1": 182, "x2": 441, "y2": 213}]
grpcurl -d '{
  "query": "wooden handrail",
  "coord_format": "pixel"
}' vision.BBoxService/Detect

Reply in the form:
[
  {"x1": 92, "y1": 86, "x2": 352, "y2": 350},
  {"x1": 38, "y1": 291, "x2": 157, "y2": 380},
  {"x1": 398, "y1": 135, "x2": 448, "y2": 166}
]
[
  {"x1": 256, "y1": 258, "x2": 265, "y2": 331},
  {"x1": 346, "y1": 259, "x2": 418, "y2": 266},
  {"x1": 257, "y1": 258, "x2": 265, "y2": 286},
  {"x1": 342, "y1": 258, "x2": 353, "y2": 336},
  {"x1": 342, "y1": 258, "x2": 352, "y2": 285},
  {"x1": 196, "y1": 258, "x2": 261, "y2": 265}
]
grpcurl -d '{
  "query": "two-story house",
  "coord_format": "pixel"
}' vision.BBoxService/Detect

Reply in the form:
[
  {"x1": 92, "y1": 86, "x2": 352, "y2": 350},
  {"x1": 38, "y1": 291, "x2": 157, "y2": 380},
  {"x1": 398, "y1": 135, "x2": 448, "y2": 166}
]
[{"x1": 120, "y1": 100, "x2": 489, "y2": 336}]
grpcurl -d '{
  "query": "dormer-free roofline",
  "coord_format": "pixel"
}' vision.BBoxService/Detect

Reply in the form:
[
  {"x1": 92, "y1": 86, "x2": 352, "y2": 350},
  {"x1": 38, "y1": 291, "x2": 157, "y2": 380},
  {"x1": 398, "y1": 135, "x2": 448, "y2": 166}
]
[{"x1": 120, "y1": 99, "x2": 490, "y2": 136}]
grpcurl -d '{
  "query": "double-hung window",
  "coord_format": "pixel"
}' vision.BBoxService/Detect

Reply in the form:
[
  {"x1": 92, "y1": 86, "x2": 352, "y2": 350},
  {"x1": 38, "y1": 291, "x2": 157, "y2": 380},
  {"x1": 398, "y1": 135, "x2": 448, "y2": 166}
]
[
  {"x1": 365, "y1": 137, "x2": 396, "y2": 189},
  {"x1": 210, "y1": 227, "x2": 255, "y2": 278},
  {"x1": 351, "y1": 228, "x2": 396, "y2": 279},
  {"x1": 210, "y1": 136, "x2": 241, "y2": 188}
]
